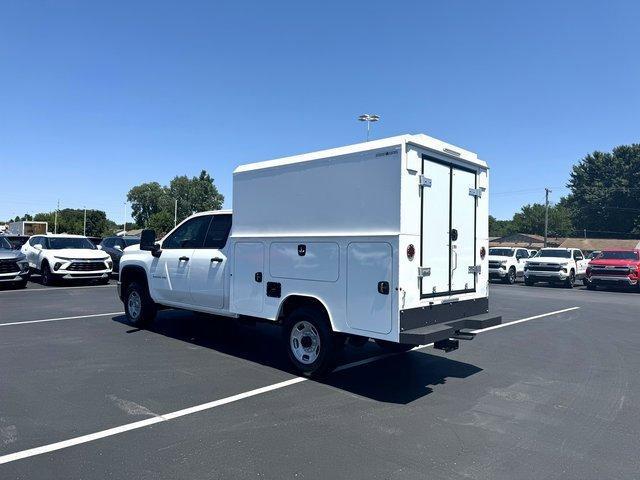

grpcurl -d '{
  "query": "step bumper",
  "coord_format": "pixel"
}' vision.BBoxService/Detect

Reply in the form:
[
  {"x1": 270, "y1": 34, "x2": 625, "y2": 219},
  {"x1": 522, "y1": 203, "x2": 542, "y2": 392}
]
[{"x1": 399, "y1": 312, "x2": 502, "y2": 345}]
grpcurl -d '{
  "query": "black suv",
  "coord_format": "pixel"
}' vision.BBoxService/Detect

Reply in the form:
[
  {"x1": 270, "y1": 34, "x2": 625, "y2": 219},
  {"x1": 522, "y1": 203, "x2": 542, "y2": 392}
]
[{"x1": 99, "y1": 236, "x2": 140, "y2": 274}]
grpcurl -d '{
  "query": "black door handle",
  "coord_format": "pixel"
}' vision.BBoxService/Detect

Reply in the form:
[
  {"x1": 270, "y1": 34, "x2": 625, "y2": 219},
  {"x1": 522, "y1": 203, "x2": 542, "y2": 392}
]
[
  {"x1": 210, "y1": 257, "x2": 223, "y2": 263},
  {"x1": 179, "y1": 256, "x2": 190, "y2": 262},
  {"x1": 378, "y1": 281, "x2": 390, "y2": 295}
]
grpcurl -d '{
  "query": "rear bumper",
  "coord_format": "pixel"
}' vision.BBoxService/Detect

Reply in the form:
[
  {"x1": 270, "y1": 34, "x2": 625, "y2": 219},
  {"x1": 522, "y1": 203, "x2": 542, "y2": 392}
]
[{"x1": 399, "y1": 298, "x2": 501, "y2": 345}]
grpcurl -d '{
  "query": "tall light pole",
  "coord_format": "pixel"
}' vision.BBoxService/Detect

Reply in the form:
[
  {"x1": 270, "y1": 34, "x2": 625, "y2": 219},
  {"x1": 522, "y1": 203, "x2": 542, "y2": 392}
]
[
  {"x1": 174, "y1": 198, "x2": 178, "y2": 227},
  {"x1": 83, "y1": 206, "x2": 87, "y2": 236},
  {"x1": 544, "y1": 188, "x2": 551, "y2": 247},
  {"x1": 358, "y1": 114, "x2": 380, "y2": 141},
  {"x1": 54, "y1": 199, "x2": 60, "y2": 234},
  {"x1": 123, "y1": 202, "x2": 127, "y2": 235}
]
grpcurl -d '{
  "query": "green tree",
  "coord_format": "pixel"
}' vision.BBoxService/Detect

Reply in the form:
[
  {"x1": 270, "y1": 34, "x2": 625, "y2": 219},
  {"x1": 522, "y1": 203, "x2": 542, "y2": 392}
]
[
  {"x1": 489, "y1": 215, "x2": 516, "y2": 237},
  {"x1": 127, "y1": 170, "x2": 224, "y2": 227},
  {"x1": 147, "y1": 211, "x2": 174, "y2": 236},
  {"x1": 32, "y1": 209, "x2": 112, "y2": 236},
  {"x1": 564, "y1": 144, "x2": 640, "y2": 236},
  {"x1": 510, "y1": 203, "x2": 573, "y2": 237}
]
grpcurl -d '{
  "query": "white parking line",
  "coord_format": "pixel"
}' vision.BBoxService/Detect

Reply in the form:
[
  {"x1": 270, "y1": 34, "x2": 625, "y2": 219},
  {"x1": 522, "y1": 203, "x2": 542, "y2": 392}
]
[
  {"x1": 0, "y1": 312, "x2": 124, "y2": 328},
  {"x1": 0, "y1": 305, "x2": 579, "y2": 465},
  {"x1": 0, "y1": 284, "x2": 116, "y2": 294}
]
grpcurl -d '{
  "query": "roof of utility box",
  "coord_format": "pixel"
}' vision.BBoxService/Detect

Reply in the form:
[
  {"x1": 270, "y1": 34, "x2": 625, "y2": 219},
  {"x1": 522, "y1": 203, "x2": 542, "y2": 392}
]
[{"x1": 234, "y1": 134, "x2": 487, "y2": 174}]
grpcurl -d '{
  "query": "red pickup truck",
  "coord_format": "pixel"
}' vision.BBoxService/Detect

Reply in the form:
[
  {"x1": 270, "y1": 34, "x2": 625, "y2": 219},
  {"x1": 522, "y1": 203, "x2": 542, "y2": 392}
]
[{"x1": 585, "y1": 249, "x2": 640, "y2": 290}]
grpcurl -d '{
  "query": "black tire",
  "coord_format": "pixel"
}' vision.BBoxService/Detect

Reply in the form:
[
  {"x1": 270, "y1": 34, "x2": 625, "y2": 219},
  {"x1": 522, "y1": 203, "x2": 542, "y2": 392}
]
[
  {"x1": 14, "y1": 279, "x2": 28, "y2": 289},
  {"x1": 124, "y1": 281, "x2": 157, "y2": 327},
  {"x1": 524, "y1": 277, "x2": 534, "y2": 286},
  {"x1": 283, "y1": 306, "x2": 336, "y2": 378},
  {"x1": 374, "y1": 339, "x2": 414, "y2": 353},
  {"x1": 564, "y1": 270, "x2": 575, "y2": 288},
  {"x1": 586, "y1": 282, "x2": 596, "y2": 290},
  {"x1": 503, "y1": 267, "x2": 516, "y2": 284},
  {"x1": 41, "y1": 262, "x2": 55, "y2": 286}
]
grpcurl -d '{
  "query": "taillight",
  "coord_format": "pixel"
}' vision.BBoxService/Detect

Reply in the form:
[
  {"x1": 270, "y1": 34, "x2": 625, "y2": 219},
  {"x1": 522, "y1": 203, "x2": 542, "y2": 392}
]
[
  {"x1": 480, "y1": 247, "x2": 486, "y2": 260},
  {"x1": 407, "y1": 244, "x2": 415, "y2": 261}
]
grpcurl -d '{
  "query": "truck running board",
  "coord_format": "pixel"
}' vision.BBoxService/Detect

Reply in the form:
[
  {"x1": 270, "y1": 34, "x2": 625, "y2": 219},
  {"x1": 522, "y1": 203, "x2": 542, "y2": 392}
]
[{"x1": 398, "y1": 313, "x2": 501, "y2": 346}]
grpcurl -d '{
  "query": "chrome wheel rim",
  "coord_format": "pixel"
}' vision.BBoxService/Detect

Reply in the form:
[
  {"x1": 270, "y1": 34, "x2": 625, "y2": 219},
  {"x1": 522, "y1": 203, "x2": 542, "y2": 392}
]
[
  {"x1": 128, "y1": 291, "x2": 142, "y2": 319},
  {"x1": 290, "y1": 320, "x2": 321, "y2": 365}
]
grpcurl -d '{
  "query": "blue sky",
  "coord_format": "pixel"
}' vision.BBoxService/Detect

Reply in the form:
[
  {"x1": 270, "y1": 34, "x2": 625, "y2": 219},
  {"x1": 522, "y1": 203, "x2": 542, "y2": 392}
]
[{"x1": 1, "y1": 1, "x2": 638, "y2": 223}]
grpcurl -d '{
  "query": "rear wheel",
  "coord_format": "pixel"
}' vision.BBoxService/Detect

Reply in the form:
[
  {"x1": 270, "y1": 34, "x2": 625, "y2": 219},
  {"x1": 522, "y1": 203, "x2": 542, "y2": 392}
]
[
  {"x1": 284, "y1": 306, "x2": 336, "y2": 377},
  {"x1": 124, "y1": 281, "x2": 157, "y2": 327}
]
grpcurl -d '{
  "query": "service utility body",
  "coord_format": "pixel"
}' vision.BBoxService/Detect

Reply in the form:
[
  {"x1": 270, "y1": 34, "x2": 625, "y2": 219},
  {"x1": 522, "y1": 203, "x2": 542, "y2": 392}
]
[{"x1": 118, "y1": 134, "x2": 501, "y2": 376}]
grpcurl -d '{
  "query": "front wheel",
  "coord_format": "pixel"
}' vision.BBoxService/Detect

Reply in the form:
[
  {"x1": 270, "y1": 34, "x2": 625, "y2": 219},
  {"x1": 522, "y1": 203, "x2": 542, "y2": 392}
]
[
  {"x1": 41, "y1": 262, "x2": 55, "y2": 286},
  {"x1": 503, "y1": 267, "x2": 516, "y2": 284},
  {"x1": 284, "y1": 307, "x2": 336, "y2": 378},
  {"x1": 564, "y1": 270, "x2": 575, "y2": 288},
  {"x1": 124, "y1": 281, "x2": 157, "y2": 327}
]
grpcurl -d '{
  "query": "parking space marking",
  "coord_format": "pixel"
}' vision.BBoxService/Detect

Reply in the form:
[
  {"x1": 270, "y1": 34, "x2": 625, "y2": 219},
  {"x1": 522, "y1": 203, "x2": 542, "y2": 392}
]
[
  {"x1": 0, "y1": 312, "x2": 124, "y2": 328},
  {"x1": 471, "y1": 307, "x2": 580, "y2": 333},
  {"x1": 0, "y1": 305, "x2": 580, "y2": 465},
  {"x1": 0, "y1": 284, "x2": 116, "y2": 294}
]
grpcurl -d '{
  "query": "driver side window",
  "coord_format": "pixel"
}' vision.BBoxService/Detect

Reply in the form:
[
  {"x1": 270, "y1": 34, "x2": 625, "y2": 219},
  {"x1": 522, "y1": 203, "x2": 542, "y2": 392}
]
[
  {"x1": 162, "y1": 215, "x2": 212, "y2": 250},
  {"x1": 573, "y1": 250, "x2": 584, "y2": 260}
]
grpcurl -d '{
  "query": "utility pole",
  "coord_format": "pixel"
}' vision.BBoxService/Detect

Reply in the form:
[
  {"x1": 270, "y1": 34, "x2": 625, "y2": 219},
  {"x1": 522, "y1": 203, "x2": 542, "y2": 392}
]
[
  {"x1": 54, "y1": 199, "x2": 59, "y2": 234},
  {"x1": 544, "y1": 188, "x2": 551, "y2": 247},
  {"x1": 83, "y1": 206, "x2": 87, "y2": 236},
  {"x1": 174, "y1": 198, "x2": 178, "y2": 227},
  {"x1": 123, "y1": 202, "x2": 127, "y2": 235}
]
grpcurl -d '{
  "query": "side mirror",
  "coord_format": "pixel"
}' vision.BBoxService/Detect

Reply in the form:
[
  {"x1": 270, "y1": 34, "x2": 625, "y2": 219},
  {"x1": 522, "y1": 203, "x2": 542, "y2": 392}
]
[
  {"x1": 34, "y1": 244, "x2": 43, "y2": 251},
  {"x1": 114, "y1": 245, "x2": 122, "y2": 251},
  {"x1": 140, "y1": 229, "x2": 161, "y2": 257},
  {"x1": 96, "y1": 245, "x2": 103, "y2": 250}
]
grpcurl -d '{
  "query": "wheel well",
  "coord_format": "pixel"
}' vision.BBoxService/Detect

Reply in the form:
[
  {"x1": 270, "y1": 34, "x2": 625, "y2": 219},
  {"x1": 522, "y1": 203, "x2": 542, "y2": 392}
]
[
  {"x1": 119, "y1": 266, "x2": 149, "y2": 296},
  {"x1": 277, "y1": 295, "x2": 332, "y2": 327}
]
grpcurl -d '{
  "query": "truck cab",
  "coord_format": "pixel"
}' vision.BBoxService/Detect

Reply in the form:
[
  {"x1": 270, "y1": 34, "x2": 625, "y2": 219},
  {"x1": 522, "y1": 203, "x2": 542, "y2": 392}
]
[
  {"x1": 488, "y1": 247, "x2": 530, "y2": 284},
  {"x1": 524, "y1": 247, "x2": 589, "y2": 288}
]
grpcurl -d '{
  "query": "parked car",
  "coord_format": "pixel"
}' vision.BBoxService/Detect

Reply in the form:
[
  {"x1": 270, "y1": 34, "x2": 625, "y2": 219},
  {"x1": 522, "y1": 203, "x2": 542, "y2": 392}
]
[
  {"x1": 524, "y1": 248, "x2": 589, "y2": 288},
  {"x1": 0, "y1": 236, "x2": 30, "y2": 288},
  {"x1": 98, "y1": 236, "x2": 140, "y2": 273},
  {"x1": 21, "y1": 234, "x2": 113, "y2": 286},
  {"x1": 584, "y1": 249, "x2": 640, "y2": 290},
  {"x1": 488, "y1": 247, "x2": 530, "y2": 284},
  {"x1": 1, "y1": 235, "x2": 29, "y2": 250},
  {"x1": 118, "y1": 134, "x2": 501, "y2": 377}
]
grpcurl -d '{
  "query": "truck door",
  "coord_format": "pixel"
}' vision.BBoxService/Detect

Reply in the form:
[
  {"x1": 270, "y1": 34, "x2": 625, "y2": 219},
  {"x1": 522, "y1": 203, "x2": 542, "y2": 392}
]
[
  {"x1": 150, "y1": 215, "x2": 212, "y2": 305},
  {"x1": 420, "y1": 155, "x2": 478, "y2": 297},
  {"x1": 189, "y1": 214, "x2": 232, "y2": 309}
]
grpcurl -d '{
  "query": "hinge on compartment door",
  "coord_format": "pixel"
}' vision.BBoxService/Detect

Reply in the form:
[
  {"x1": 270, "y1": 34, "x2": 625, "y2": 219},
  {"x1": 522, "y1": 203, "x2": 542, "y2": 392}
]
[
  {"x1": 468, "y1": 265, "x2": 482, "y2": 274},
  {"x1": 419, "y1": 175, "x2": 432, "y2": 188},
  {"x1": 469, "y1": 187, "x2": 485, "y2": 197},
  {"x1": 418, "y1": 267, "x2": 431, "y2": 277}
]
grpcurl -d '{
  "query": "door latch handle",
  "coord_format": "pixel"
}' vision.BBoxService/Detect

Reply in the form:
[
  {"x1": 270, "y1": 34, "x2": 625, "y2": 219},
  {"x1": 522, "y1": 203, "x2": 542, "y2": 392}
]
[
  {"x1": 210, "y1": 257, "x2": 223, "y2": 263},
  {"x1": 179, "y1": 256, "x2": 190, "y2": 262},
  {"x1": 378, "y1": 281, "x2": 390, "y2": 295}
]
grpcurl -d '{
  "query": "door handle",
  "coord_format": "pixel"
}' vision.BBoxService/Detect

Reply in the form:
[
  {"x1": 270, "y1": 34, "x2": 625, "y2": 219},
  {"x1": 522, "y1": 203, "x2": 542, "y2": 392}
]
[
  {"x1": 210, "y1": 257, "x2": 223, "y2": 263},
  {"x1": 179, "y1": 256, "x2": 190, "y2": 262}
]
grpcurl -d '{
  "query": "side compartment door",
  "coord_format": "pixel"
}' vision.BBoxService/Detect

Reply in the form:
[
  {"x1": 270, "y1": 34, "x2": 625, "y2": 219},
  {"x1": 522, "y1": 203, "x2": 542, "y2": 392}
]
[
  {"x1": 420, "y1": 160, "x2": 451, "y2": 296},
  {"x1": 450, "y1": 168, "x2": 477, "y2": 292},
  {"x1": 346, "y1": 242, "x2": 392, "y2": 334},
  {"x1": 231, "y1": 242, "x2": 264, "y2": 315}
]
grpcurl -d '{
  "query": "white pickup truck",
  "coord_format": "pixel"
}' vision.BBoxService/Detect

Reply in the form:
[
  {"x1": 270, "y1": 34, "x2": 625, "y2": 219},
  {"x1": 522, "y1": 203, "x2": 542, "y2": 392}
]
[
  {"x1": 488, "y1": 247, "x2": 531, "y2": 284},
  {"x1": 118, "y1": 134, "x2": 501, "y2": 376},
  {"x1": 524, "y1": 247, "x2": 589, "y2": 288}
]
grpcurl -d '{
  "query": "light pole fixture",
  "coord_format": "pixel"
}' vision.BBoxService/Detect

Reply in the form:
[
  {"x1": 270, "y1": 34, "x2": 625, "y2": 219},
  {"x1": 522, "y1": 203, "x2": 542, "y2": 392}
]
[{"x1": 358, "y1": 114, "x2": 380, "y2": 141}]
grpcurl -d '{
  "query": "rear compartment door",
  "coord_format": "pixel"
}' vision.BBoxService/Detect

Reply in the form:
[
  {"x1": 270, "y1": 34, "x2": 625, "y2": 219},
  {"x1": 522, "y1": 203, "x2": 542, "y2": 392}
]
[{"x1": 420, "y1": 155, "x2": 478, "y2": 298}]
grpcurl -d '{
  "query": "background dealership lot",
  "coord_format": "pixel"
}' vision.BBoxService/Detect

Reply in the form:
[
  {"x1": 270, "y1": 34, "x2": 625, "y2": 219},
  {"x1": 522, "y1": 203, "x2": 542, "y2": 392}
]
[{"x1": 1, "y1": 279, "x2": 638, "y2": 479}]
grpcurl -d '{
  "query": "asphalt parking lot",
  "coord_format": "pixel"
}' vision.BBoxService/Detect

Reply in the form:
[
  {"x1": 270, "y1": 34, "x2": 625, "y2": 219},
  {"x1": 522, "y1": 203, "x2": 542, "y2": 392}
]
[{"x1": 1, "y1": 280, "x2": 639, "y2": 479}]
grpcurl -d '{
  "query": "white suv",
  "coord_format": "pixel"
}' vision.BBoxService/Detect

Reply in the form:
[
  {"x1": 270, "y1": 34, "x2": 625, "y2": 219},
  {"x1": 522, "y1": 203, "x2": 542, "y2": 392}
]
[
  {"x1": 488, "y1": 247, "x2": 530, "y2": 284},
  {"x1": 22, "y1": 234, "x2": 112, "y2": 285},
  {"x1": 524, "y1": 247, "x2": 589, "y2": 288}
]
